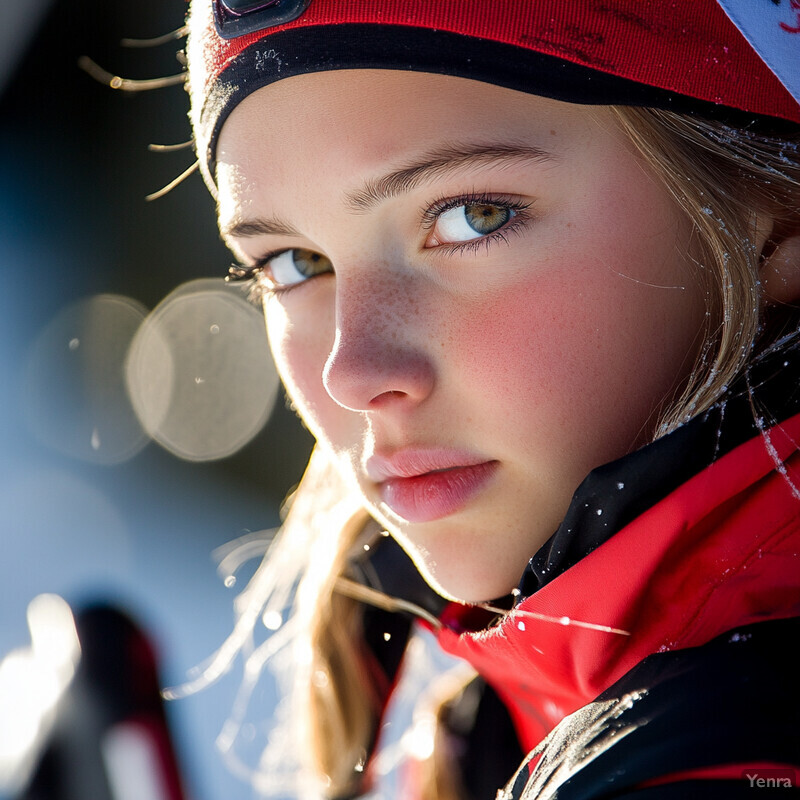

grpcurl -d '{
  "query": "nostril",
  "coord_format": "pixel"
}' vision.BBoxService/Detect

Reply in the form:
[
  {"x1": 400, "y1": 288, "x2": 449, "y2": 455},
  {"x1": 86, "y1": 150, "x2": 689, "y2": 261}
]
[{"x1": 368, "y1": 389, "x2": 407, "y2": 408}]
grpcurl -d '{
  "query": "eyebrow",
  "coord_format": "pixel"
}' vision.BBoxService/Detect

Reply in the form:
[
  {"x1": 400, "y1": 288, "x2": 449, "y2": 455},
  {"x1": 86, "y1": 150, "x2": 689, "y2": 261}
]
[
  {"x1": 345, "y1": 141, "x2": 554, "y2": 212},
  {"x1": 221, "y1": 141, "x2": 553, "y2": 239},
  {"x1": 221, "y1": 216, "x2": 300, "y2": 240}
]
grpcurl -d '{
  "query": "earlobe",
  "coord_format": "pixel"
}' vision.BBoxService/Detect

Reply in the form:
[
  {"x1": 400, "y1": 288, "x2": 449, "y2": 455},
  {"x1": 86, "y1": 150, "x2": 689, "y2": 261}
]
[{"x1": 760, "y1": 231, "x2": 800, "y2": 306}]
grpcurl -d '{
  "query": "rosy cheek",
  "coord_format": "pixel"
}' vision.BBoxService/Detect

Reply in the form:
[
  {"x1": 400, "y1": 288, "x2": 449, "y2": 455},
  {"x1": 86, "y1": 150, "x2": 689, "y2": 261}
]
[
  {"x1": 445, "y1": 273, "x2": 587, "y2": 405},
  {"x1": 440, "y1": 264, "x2": 670, "y2": 463}
]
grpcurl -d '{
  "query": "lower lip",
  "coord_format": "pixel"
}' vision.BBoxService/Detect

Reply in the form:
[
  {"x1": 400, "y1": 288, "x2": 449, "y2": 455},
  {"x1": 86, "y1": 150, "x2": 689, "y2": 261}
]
[{"x1": 379, "y1": 462, "x2": 498, "y2": 523}]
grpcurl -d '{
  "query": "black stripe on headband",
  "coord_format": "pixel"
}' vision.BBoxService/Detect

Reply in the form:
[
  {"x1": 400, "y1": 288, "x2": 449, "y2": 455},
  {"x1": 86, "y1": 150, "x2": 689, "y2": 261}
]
[{"x1": 200, "y1": 23, "x2": 766, "y2": 181}]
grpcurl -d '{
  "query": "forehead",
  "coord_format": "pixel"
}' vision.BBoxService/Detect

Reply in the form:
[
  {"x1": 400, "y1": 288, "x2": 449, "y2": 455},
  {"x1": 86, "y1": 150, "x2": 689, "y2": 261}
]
[{"x1": 215, "y1": 70, "x2": 602, "y2": 217}]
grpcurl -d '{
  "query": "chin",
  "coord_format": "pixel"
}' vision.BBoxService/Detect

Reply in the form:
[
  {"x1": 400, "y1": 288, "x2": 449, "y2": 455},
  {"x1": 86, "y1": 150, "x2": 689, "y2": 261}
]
[{"x1": 407, "y1": 548, "x2": 518, "y2": 606}]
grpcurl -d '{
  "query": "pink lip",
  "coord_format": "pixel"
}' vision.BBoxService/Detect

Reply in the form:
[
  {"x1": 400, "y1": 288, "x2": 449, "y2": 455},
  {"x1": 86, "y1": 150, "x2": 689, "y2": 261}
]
[{"x1": 366, "y1": 449, "x2": 498, "y2": 523}]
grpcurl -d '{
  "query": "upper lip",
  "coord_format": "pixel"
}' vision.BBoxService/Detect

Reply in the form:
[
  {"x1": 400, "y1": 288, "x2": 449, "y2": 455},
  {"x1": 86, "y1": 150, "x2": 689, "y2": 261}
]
[{"x1": 365, "y1": 448, "x2": 493, "y2": 482}]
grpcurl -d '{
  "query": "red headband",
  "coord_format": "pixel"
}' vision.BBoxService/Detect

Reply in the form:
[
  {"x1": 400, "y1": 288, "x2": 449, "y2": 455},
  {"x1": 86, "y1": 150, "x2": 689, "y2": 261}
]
[{"x1": 187, "y1": 0, "x2": 800, "y2": 187}]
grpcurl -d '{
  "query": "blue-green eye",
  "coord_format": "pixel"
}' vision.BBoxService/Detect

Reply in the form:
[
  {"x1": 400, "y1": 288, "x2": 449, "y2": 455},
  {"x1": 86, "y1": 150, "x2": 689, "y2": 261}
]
[
  {"x1": 266, "y1": 248, "x2": 333, "y2": 287},
  {"x1": 434, "y1": 203, "x2": 514, "y2": 243}
]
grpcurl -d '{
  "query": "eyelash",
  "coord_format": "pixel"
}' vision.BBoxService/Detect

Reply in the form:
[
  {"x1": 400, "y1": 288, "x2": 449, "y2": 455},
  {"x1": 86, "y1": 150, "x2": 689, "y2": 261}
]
[
  {"x1": 226, "y1": 192, "x2": 533, "y2": 301},
  {"x1": 226, "y1": 262, "x2": 274, "y2": 305}
]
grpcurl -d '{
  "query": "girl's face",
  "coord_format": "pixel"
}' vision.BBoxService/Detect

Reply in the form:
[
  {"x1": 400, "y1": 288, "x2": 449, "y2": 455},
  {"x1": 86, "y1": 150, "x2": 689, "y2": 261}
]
[{"x1": 217, "y1": 71, "x2": 705, "y2": 602}]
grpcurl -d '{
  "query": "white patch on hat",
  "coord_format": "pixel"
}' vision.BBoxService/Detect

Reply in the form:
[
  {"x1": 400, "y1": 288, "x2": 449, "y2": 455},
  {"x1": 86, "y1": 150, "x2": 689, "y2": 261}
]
[{"x1": 717, "y1": 0, "x2": 800, "y2": 106}]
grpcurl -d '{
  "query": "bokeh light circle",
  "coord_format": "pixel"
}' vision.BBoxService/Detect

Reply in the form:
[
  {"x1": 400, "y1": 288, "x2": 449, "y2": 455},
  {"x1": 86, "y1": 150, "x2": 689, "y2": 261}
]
[
  {"x1": 126, "y1": 278, "x2": 279, "y2": 461},
  {"x1": 21, "y1": 294, "x2": 149, "y2": 464}
]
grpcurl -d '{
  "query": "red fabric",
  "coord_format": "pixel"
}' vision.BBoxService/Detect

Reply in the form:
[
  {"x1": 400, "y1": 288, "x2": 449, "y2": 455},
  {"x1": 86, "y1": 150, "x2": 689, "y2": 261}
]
[
  {"x1": 436, "y1": 411, "x2": 800, "y2": 753},
  {"x1": 190, "y1": 0, "x2": 800, "y2": 124}
]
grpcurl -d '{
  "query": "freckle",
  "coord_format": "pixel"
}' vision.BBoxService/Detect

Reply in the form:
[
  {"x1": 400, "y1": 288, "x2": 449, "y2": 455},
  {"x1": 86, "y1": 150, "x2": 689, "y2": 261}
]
[{"x1": 550, "y1": 129, "x2": 556, "y2": 136}]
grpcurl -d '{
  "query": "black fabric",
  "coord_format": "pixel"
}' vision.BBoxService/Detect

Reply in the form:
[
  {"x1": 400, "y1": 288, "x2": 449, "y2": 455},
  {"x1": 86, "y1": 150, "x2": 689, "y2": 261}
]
[
  {"x1": 502, "y1": 616, "x2": 800, "y2": 799},
  {"x1": 520, "y1": 329, "x2": 800, "y2": 597},
  {"x1": 200, "y1": 23, "x2": 786, "y2": 179},
  {"x1": 456, "y1": 680, "x2": 526, "y2": 800},
  {"x1": 343, "y1": 533, "x2": 447, "y2": 799},
  {"x1": 349, "y1": 530, "x2": 449, "y2": 619}
]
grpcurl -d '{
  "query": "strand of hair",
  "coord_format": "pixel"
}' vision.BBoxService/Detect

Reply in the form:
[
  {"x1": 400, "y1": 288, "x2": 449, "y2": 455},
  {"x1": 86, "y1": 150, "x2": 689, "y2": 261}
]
[
  {"x1": 478, "y1": 603, "x2": 630, "y2": 636},
  {"x1": 120, "y1": 26, "x2": 189, "y2": 48},
  {"x1": 145, "y1": 161, "x2": 200, "y2": 202},
  {"x1": 78, "y1": 56, "x2": 186, "y2": 91},
  {"x1": 148, "y1": 140, "x2": 195, "y2": 153},
  {"x1": 334, "y1": 577, "x2": 443, "y2": 630}
]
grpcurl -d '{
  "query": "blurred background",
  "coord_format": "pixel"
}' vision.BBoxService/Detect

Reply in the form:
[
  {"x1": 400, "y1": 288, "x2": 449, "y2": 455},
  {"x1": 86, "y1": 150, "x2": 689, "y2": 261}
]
[{"x1": 0, "y1": 1, "x2": 315, "y2": 797}]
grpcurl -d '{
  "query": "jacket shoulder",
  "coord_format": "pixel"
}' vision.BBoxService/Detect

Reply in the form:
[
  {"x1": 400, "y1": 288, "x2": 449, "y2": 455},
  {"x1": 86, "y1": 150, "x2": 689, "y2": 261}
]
[{"x1": 502, "y1": 616, "x2": 800, "y2": 799}]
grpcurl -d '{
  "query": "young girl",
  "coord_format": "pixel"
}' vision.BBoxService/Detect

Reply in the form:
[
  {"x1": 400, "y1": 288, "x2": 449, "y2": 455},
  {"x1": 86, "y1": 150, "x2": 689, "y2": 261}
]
[{"x1": 184, "y1": 2, "x2": 800, "y2": 797}]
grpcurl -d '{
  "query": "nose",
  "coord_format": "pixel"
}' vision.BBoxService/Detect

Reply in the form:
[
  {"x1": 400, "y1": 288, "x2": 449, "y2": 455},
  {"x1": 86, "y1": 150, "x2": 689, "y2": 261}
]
[{"x1": 322, "y1": 272, "x2": 435, "y2": 412}]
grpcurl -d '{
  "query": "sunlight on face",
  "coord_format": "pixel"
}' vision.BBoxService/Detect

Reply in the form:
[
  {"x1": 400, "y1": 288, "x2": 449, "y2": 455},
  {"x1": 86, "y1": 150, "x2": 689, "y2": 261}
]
[{"x1": 217, "y1": 71, "x2": 705, "y2": 602}]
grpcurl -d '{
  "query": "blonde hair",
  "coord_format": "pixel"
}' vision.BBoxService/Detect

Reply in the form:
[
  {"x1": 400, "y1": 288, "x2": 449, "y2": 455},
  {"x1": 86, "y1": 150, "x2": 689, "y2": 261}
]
[
  {"x1": 210, "y1": 107, "x2": 800, "y2": 799},
  {"x1": 609, "y1": 108, "x2": 800, "y2": 435}
]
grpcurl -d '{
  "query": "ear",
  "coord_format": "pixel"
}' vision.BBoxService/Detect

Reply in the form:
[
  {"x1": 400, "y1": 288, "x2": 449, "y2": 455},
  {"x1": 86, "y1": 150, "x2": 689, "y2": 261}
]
[{"x1": 760, "y1": 229, "x2": 800, "y2": 306}]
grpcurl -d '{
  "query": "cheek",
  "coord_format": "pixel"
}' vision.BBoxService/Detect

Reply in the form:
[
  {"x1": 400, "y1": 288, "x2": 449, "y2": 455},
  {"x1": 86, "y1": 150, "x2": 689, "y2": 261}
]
[
  {"x1": 264, "y1": 294, "x2": 337, "y2": 438},
  {"x1": 443, "y1": 258, "x2": 701, "y2": 462},
  {"x1": 446, "y1": 275, "x2": 609, "y2": 432},
  {"x1": 447, "y1": 285, "x2": 566, "y2": 404}
]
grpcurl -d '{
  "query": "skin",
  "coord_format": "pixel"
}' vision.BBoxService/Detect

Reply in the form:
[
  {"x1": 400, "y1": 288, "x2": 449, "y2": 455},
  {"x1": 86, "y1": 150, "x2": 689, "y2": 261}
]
[{"x1": 216, "y1": 70, "x2": 709, "y2": 603}]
